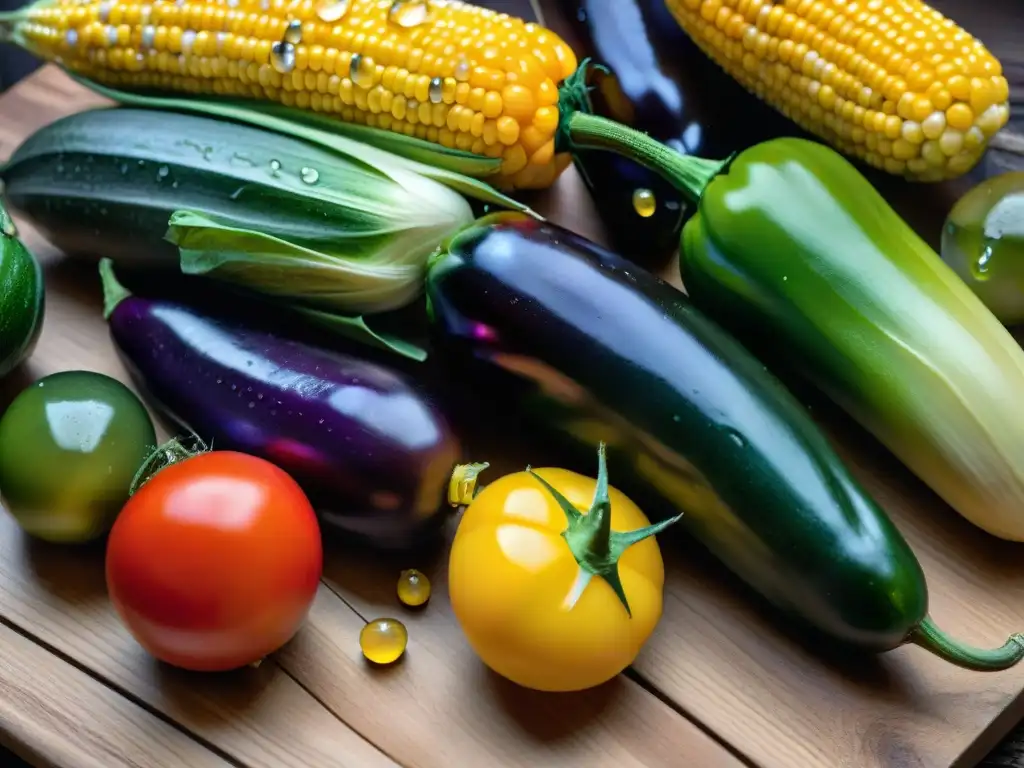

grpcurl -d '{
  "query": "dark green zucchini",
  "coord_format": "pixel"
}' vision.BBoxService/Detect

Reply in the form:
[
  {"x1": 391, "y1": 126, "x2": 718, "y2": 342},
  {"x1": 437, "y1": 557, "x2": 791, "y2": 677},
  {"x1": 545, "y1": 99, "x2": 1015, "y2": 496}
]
[
  {"x1": 425, "y1": 213, "x2": 1024, "y2": 671},
  {"x1": 0, "y1": 201, "x2": 44, "y2": 379}
]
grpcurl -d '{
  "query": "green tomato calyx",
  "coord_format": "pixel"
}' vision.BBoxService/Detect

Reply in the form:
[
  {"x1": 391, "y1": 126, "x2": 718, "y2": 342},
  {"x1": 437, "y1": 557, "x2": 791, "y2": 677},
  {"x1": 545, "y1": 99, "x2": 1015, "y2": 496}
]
[
  {"x1": 528, "y1": 442, "x2": 682, "y2": 618},
  {"x1": 130, "y1": 434, "x2": 211, "y2": 496}
]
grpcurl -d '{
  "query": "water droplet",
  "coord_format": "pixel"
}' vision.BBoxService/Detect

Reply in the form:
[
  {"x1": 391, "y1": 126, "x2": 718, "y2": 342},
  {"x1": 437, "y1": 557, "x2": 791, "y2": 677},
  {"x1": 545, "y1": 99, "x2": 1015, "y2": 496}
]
[
  {"x1": 97, "y1": 1, "x2": 111, "y2": 22},
  {"x1": 350, "y1": 53, "x2": 375, "y2": 89},
  {"x1": 632, "y1": 188, "x2": 657, "y2": 218},
  {"x1": 139, "y1": 5, "x2": 152, "y2": 24},
  {"x1": 389, "y1": 0, "x2": 430, "y2": 28},
  {"x1": 215, "y1": 31, "x2": 227, "y2": 52},
  {"x1": 283, "y1": 19, "x2": 303, "y2": 45},
  {"x1": 261, "y1": 0, "x2": 270, "y2": 9},
  {"x1": 65, "y1": 28, "x2": 79, "y2": 47},
  {"x1": 318, "y1": 418, "x2": 325, "y2": 424},
  {"x1": 672, "y1": 415, "x2": 681, "y2": 423},
  {"x1": 157, "y1": 165, "x2": 169, "y2": 180},
  {"x1": 137, "y1": 159, "x2": 145, "y2": 167},
  {"x1": 271, "y1": 41, "x2": 296, "y2": 74},
  {"x1": 270, "y1": 409, "x2": 277, "y2": 416},
  {"x1": 300, "y1": 166, "x2": 320, "y2": 184},
  {"x1": 56, "y1": 163, "x2": 65, "y2": 173},
  {"x1": 407, "y1": 98, "x2": 419, "y2": 114},
  {"x1": 119, "y1": 162, "x2": 128, "y2": 174},
  {"x1": 269, "y1": 159, "x2": 282, "y2": 177},
  {"x1": 247, "y1": 385, "x2": 252, "y2": 391},
  {"x1": 230, "y1": 186, "x2": 245, "y2": 200},
  {"x1": 215, "y1": 378, "x2": 222, "y2": 384},
  {"x1": 576, "y1": 7, "x2": 587, "y2": 21},
  {"x1": 106, "y1": 24, "x2": 118, "y2": 46},
  {"x1": 257, "y1": 393, "x2": 264, "y2": 400},
  {"x1": 973, "y1": 244, "x2": 994, "y2": 279},
  {"x1": 171, "y1": 180, "x2": 179, "y2": 189},
  {"x1": 316, "y1": 0, "x2": 349, "y2": 22},
  {"x1": 428, "y1": 76, "x2": 443, "y2": 104},
  {"x1": 725, "y1": 429, "x2": 746, "y2": 449},
  {"x1": 248, "y1": 401, "x2": 256, "y2": 409},
  {"x1": 454, "y1": 56, "x2": 470, "y2": 82},
  {"x1": 231, "y1": 384, "x2": 237, "y2": 391},
  {"x1": 73, "y1": 165, "x2": 81, "y2": 173},
  {"x1": 181, "y1": 29, "x2": 197, "y2": 56}
]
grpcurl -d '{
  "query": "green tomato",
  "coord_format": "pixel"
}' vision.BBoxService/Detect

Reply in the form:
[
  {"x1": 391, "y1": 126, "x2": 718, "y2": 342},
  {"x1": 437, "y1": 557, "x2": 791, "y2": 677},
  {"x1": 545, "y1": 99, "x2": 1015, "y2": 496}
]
[{"x1": 0, "y1": 370, "x2": 157, "y2": 543}]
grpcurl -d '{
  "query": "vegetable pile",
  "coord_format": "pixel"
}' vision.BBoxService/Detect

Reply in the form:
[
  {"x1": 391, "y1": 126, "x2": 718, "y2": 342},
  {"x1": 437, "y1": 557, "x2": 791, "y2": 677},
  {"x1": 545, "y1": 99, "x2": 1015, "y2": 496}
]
[{"x1": 0, "y1": 0, "x2": 1023, "y2": 697}]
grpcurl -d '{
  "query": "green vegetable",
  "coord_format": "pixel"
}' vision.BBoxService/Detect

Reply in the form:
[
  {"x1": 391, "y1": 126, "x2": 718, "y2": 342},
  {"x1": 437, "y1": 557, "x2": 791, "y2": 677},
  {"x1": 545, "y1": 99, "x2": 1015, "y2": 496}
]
[
  {"x1": 562, "y1": 109, "x2": 1024, "y2": 542},
  {"x1": 0, "y1": 200, "x2": 44, "y2": 379},
  {"x1": 940, "y1": 171, "x2": 1024, "y2": 325},
  {"x1": 0, "y1": 104, "x2": 530, "y2": 356},
  {"x1": 0, "y1": 370, "x2": 157, "y2": 543}
]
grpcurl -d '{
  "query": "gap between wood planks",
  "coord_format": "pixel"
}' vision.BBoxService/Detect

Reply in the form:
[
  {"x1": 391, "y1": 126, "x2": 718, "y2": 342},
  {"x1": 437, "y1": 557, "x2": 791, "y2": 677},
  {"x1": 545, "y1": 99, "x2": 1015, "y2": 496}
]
[{"x1": 0, "y1": 615, "x2": 246, "y2": 768}]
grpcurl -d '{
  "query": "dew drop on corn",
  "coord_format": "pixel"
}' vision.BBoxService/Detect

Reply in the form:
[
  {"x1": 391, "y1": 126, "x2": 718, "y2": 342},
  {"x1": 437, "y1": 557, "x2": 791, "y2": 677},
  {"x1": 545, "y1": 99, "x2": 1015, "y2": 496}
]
[
  {"x1": 283, "y1": 19, "x2": 303, "y2": 45},
  {"x1": 270, "y1": 41, "x2": 295, "y2": 75},
  {"x1": 316, "y1": 0, "x2": 350, "y2": 23},
  {"x1": 350, "y1": 53, "x2": 375, "y2": 89},
  {"x1": 397, "y1": 569, "x2": 431, "y2": 607},
  {"x1": 428, "y1": 77, "x2": 444, "y2": 105},
  {"x1": 632, "y1": 188, "x2": 657, "y2": 219},
  {"x1": 360, "y1": 618, "x2": 408, "y2": 665},
  {"x1": 389, "y1": 0, "x2": 430, "y2": 28}
]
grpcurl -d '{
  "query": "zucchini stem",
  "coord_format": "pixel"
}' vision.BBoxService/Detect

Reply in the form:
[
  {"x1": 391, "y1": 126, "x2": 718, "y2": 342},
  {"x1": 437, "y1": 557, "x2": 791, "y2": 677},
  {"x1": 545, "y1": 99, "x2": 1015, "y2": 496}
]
[
  {"x1": 98, "y1": 258, "x2": 132, "y2": 320},
  {"x1": 909, "y1": 617, "x2": 1024, "y2": 671}
]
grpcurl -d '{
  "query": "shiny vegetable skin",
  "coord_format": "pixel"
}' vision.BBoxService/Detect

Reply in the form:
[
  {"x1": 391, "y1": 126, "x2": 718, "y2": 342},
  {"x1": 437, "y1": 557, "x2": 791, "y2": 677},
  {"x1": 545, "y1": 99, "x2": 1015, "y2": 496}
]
[
  {"x1": 0, "y1": 203, "x2": 44, "y2": 378},
  {"x1": 426, "y1": 214, "x2": 927, "y2": 652},
  {"x1": 679, "y1": 138, "x2": 1024, "y2": 542},
  {"x1": 101, "y1": 263, "x2": 460, "y2": 550},
  {"x1": 548, "y1": 0, "x2": 726, "y2": 264}
]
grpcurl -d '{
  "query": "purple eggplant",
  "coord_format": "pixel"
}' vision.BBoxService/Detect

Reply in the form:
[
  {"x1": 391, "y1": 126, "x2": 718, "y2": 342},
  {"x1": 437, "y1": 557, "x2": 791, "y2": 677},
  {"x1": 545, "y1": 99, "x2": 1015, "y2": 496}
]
[{"x1": 99, "y1": 260, "x2": 461, "y2": 550}]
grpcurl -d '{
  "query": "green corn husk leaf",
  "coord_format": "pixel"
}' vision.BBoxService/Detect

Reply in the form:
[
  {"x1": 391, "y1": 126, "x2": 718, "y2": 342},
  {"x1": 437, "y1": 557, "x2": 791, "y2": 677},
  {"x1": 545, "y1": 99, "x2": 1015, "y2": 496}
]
[
  {"x1": 285, "y1": 305, "x2": 427, "y2": 363},
  {"x1": 168, "y1": 209, "x2": 431, "y2": 313},
  {"x1": 69, "y1": 76, "x2": 538, "y2": 216}
]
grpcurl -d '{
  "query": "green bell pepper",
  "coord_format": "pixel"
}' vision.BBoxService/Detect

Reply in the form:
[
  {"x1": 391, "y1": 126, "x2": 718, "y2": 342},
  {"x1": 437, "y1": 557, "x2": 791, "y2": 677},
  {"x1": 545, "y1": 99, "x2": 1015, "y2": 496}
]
[{"x1": 565, "y1": 113, "x2": 1024, "y2": 546}]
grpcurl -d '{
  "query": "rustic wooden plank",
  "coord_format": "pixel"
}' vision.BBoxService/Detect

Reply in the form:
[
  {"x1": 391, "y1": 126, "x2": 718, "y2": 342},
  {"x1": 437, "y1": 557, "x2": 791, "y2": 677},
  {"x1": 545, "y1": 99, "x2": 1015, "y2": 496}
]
[
  {"x1": 279, "y1": 535, "x2": 744, "y2": 768},
  {"x1": 0, "y1": 621, "x2": 232, "y2": 768}
]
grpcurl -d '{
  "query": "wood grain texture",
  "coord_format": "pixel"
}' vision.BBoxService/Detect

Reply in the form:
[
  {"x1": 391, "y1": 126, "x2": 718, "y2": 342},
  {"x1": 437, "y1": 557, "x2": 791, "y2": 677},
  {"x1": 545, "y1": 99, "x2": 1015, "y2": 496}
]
[
  {"x1": 0, "y1": 622, "x2": 231, "y2": 768},
  {"x1": 0, "y1": 68, "x2": 747, "y2": 768}
]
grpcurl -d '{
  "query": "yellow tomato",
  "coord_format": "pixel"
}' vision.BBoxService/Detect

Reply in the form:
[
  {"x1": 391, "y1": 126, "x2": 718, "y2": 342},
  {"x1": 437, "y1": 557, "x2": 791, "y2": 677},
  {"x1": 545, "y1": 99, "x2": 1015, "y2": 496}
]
[{"x1": 448, "y1": 445, "x2": 679, "y2": 692}]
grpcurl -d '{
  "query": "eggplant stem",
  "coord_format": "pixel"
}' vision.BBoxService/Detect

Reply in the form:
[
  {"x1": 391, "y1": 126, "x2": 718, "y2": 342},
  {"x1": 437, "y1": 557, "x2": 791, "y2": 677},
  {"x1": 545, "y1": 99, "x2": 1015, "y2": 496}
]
[
  {"x1": 98, "y1": 258, "x2": 133, "y2": 319},
  {"x1": 129, "y1": 435, "x2": 210, "y2": 496},
  {"x1": 908, "y1": 617, "x2": 1024, "y2": 671}
]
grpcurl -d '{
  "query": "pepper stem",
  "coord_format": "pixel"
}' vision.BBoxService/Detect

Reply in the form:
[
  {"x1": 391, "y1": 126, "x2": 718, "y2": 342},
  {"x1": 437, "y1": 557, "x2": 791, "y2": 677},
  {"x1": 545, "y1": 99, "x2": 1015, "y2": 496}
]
[
  {"x1": 528, "y1": 443, "x2": 683, "y2": 618},
  {"x1": 556, "y1": 62, "x2": 730, "y2": 204},
  {"x1": 565, "y1": 112, "x2": 728, "y2": 204},
  {"x1": 908, "y1": 617, "x2": 1024, "y2": 671},
  {"x1": 99, "y1": 258, "x2": 133, "y2": 320},
  {"x1": 0, "y1": 199, "x2": 16, "y2": 238},
  {"x1": 448, "y1": 462, "x2": 491, "y2": 506},
  {"x1": 130, "y1": 435, "x2": 210, "y2": 496}
]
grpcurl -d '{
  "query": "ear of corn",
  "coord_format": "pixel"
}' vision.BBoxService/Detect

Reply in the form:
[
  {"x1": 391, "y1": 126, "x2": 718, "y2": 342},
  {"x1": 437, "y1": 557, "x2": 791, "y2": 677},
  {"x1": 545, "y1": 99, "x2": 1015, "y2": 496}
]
[
  {"x1": 664, "y1": 0, "x2": 1011, "y2": 181},
  {"x1": 0, "y1": 0, "x2": 577, "y2": 190}
]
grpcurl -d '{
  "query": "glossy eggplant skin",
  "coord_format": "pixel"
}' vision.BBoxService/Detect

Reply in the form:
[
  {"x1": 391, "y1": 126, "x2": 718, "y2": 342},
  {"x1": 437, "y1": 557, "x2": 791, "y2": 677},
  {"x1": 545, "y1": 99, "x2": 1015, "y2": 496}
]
[
  {"x1": 426, "y1": 215, "x2": 928, "y2": 651},
  {"x1": 106, "y1": 290, "x2": 461, "y2": 550}
]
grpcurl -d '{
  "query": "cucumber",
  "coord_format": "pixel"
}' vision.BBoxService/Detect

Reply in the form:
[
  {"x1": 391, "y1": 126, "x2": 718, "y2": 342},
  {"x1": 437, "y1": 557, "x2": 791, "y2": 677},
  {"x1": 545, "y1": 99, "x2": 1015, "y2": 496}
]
[
  {"x1": 0, "y1": 106, "x2": 399, "y2": 269},
  {"x1": 0, "y1": 201, "x2": 44, "y2": 379},
  {"x1": 425, "y1": 214, "x2": 1024, "y2": 671}
]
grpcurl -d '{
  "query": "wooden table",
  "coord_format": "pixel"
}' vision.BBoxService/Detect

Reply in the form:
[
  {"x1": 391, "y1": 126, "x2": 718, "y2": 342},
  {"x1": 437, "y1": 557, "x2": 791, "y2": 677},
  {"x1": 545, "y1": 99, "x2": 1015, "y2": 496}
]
[{"x1": 1, "y1": 12, "x2": 1023, "y2": 765}]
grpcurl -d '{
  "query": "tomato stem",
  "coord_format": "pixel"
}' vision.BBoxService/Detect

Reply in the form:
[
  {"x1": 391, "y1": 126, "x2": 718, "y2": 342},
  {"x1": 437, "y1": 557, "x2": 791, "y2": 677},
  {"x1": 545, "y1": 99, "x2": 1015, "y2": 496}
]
[
  {"x1": 528, "y1": 443, "x2": 683, "y2": 618},
  {"x1": 130, "y1": 435, "x2": 211, "y2": 496}
]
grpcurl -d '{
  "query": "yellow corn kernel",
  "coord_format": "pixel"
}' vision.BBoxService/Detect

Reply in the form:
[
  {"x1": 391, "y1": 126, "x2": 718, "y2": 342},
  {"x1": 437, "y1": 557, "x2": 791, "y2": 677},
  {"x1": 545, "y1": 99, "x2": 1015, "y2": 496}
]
[
  {"x1": 664, "y1": 0, "x2": 1010, "y2": 180},
  {"x1": 10, "y1": 0, "x2": 578, "y2": 190}
]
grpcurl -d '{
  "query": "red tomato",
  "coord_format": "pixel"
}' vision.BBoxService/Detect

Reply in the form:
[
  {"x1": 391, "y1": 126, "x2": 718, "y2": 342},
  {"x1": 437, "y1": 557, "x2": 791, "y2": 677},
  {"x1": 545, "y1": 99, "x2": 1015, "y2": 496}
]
[{"x1": 105, "y1": 451, "x2": 323, "y2": 672}]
